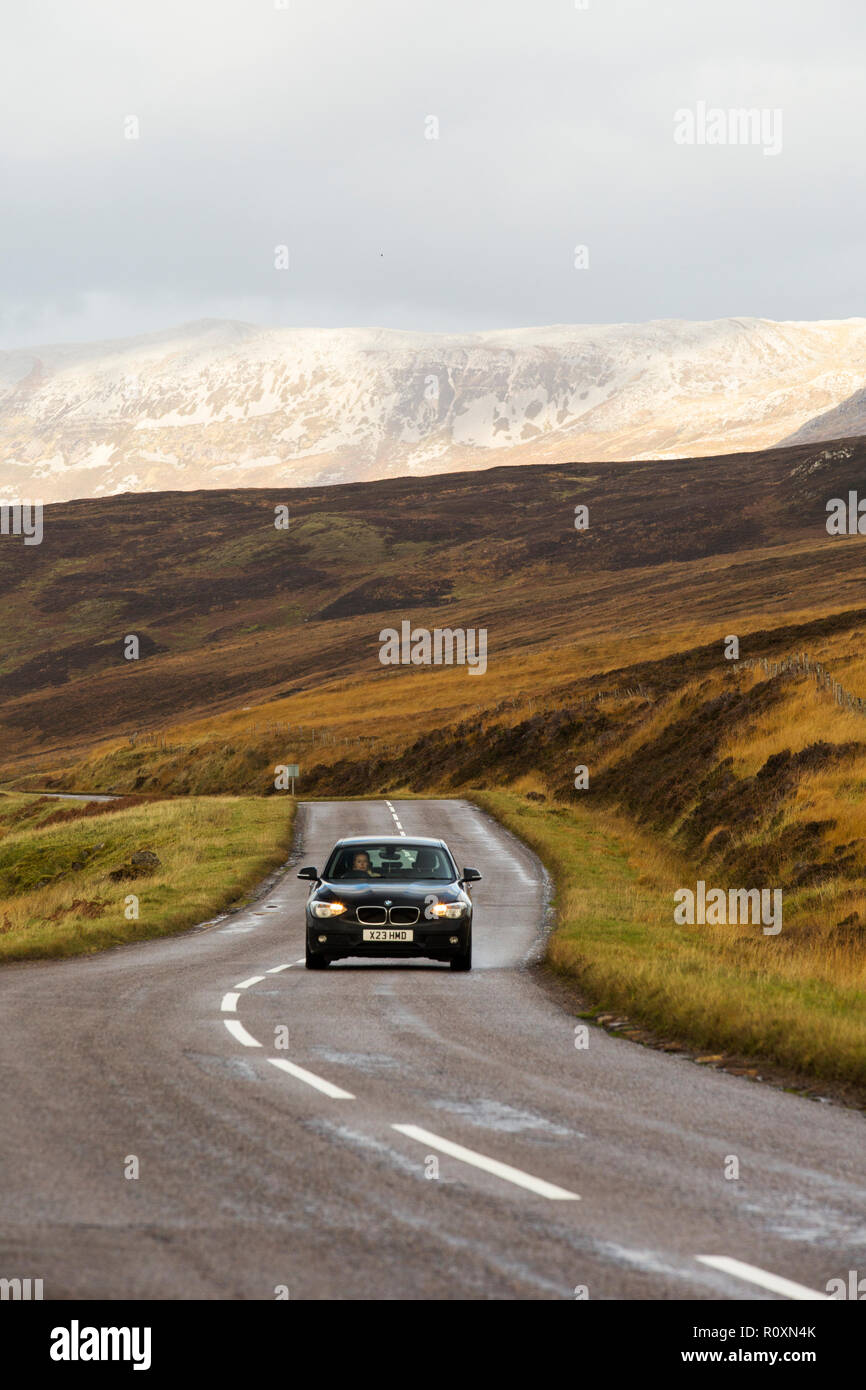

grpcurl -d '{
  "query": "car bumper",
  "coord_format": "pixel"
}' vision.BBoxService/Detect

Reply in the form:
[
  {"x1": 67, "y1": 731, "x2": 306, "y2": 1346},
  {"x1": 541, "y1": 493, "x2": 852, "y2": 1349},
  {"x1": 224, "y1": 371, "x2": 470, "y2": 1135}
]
[{"x1": 306, "y1": 919, "x2": 470, "y2": 961}]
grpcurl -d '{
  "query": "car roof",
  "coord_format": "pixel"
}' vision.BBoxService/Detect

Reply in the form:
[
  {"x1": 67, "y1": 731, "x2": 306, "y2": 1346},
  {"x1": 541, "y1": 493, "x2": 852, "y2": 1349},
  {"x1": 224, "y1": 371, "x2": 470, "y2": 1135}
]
[{"x1": 332, "y1": 835, "x2": 446, "y2": 848}]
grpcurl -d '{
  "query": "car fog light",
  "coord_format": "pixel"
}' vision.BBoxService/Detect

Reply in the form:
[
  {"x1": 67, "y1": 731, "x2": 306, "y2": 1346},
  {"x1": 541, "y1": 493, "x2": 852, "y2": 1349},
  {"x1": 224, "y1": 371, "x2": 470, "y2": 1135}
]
[
  {"x1": 449, "y1": 935, "x2": 459, "y2": 944},
  {"x1": 317, "y1": 934, "x2": 327, "y2": 943}
]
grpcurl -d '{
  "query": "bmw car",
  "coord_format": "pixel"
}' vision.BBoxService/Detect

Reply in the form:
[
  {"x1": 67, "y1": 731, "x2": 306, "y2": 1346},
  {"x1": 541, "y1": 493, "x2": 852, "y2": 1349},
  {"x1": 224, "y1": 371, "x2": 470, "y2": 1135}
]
[{"x1": 299, "y1": 836, "x2": 480, "y2": 970}]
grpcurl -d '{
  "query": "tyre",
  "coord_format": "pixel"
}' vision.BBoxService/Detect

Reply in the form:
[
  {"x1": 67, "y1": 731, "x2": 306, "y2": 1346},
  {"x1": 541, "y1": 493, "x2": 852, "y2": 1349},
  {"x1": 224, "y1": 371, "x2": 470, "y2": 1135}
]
[
  {"x1": 449, "y1": 936, "x2": 472, "y2": 971},
  {"x1": 305, "y1": 942, "x2": 329, "y2": 969}
]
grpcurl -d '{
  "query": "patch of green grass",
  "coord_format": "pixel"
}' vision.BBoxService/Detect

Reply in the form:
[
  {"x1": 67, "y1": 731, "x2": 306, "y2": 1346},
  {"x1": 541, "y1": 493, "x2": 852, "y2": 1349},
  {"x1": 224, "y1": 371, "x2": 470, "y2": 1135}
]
[
  {"x1": 288, "y1": 512, "x2": 387, "y2": 564},
  {"x1": 180, "y1": 529, "x2": 288, "y2": 573},
  {"x1": 0, "y1": 793, "x2": 294, "y2": 962},
  {"x1": 472, "y1": 790, "x2": 866, "y2": 1091}
]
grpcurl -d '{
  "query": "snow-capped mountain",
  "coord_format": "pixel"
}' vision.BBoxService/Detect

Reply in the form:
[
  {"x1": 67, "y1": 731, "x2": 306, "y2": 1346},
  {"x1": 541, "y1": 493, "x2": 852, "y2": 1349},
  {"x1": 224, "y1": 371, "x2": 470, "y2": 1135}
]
[{"x1": 2, "y1": 316, "x2": 866, "y2": 502}]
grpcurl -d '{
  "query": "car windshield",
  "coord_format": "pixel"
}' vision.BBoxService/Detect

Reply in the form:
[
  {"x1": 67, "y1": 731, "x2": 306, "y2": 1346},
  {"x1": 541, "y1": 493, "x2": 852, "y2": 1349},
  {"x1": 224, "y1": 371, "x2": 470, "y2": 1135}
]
[{"x1": 325, "y1": 843, "x2": 456, "y2": 881}]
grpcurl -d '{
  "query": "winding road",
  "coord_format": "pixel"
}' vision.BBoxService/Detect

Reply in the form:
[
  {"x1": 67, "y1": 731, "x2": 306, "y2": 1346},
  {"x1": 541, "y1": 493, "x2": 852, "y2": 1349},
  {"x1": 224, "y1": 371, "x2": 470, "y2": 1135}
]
[{"x1": 1, "y1": 798, "x2": 863, "y2": 1300}]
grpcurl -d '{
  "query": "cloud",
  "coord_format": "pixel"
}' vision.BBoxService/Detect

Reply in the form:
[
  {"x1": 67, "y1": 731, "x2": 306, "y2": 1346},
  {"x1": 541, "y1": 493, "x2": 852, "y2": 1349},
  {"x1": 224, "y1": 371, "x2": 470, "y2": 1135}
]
[{"x1": 0, "y1": 0, "x2": 862, "y2": 345}]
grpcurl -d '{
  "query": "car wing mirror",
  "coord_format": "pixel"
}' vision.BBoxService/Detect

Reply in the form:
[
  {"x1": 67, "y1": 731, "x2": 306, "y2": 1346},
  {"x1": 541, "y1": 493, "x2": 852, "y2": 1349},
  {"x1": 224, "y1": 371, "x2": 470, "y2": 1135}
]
[
  {"x1": 461, "y1": 867, "x2": 482, "y2": 883},
  {"x1": 297, "y1": 866, "x2": 319, "y2": 881}
]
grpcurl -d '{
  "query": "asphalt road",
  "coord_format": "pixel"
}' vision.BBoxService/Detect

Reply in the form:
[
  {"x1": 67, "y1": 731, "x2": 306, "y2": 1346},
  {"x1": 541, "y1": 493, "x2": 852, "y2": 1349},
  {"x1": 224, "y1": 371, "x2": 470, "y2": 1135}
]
[{"x1": 1, "y1": 797, "x2": 864, "y2": 1301}]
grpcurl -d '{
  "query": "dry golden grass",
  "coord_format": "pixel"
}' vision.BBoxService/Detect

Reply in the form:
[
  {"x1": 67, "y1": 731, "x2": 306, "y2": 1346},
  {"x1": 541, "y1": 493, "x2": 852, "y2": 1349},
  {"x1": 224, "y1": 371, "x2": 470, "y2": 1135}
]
[
  {"x1": 0, "y1": 792, "x2": 294, "y2": 961},
  {"x1": 474, "y1": 790, "x2": 866, "y2": 1090},
  {"x1": 718, "y1": 675, "x2": 866, "y2": 776}
]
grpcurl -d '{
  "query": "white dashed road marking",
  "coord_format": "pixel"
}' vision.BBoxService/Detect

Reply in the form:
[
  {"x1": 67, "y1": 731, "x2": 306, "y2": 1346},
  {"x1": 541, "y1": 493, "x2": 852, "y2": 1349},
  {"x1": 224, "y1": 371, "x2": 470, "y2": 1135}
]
[
  {"x1": 392, "y1": 1124, "x2": 580, "y2": 1200},
  {"x1": 269, "y1": 1057, "x2": 355, "y2": 1100},
  {"x1": 696, "y1": 1255, "x2": 830, "y2": 1301},
  {"x1": 220, "y1": 966, "x2": 353, "y2": 1096},
  {"x1": 385, "y1": 799, "x2": 406, "y2": 834},
  {"x1": 223, "y1": 1019, "x2": 262, "y2": 1048}
]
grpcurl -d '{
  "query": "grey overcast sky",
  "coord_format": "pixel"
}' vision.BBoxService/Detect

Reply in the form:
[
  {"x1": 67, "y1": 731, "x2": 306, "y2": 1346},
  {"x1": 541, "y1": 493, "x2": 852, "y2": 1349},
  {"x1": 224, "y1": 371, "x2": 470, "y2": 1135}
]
[{"x1": 1, "y1": 0, "x2": 863, "y2": 347}]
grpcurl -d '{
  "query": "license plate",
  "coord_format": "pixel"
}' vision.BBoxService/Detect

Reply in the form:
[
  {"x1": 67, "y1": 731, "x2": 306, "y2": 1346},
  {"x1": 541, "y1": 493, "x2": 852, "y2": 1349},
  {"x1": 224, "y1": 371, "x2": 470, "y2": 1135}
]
[{"x1": 362, "y1": 928, "x2": 414, "y2": 942}]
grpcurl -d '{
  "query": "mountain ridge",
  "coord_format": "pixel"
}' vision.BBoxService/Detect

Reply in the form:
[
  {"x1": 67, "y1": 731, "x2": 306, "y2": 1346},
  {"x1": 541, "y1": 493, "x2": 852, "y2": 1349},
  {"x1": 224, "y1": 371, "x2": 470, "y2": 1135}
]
[{"x1": 3, "y1": 315, "x2": 866, "y2": 503}]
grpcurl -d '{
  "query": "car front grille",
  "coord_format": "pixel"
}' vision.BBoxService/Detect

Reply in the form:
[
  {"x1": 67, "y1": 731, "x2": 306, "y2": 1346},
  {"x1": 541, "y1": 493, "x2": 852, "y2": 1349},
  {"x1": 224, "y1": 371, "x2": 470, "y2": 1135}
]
[
  {"x1": 388, "y1": 906, "x2": 419, "y2": 926},
  {"x1": 356, "y1": 906, "x2": 388, "y2": 926}
]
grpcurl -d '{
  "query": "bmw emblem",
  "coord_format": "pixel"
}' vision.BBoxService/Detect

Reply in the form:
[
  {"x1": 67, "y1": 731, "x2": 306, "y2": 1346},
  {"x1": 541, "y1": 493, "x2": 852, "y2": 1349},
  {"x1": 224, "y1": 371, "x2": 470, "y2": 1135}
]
[{"x1": 384, "y1": 899, "x2": 392, "y2": 906}]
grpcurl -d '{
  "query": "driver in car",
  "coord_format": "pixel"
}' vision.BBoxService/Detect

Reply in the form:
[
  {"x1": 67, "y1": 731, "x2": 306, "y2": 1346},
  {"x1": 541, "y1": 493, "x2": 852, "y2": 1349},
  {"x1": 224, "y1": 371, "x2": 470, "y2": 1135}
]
[{"x1": 351, "y1": 851, "x2": 379, "y2": 876}]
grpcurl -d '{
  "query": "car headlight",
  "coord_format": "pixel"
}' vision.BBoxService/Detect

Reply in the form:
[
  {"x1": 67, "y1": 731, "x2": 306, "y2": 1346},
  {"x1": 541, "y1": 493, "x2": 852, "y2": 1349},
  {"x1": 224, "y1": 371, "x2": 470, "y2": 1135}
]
[
  {"x1": 431, "y1": 902, "x2": 466, "y2": 919},
  {"x1": 311, "y1": 901, "x2": 347, "y2": 918}
]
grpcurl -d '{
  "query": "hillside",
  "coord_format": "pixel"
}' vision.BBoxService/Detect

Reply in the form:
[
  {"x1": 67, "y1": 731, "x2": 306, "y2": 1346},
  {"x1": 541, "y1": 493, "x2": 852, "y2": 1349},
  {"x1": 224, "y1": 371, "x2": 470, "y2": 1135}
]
[
  {"x1": 1, "y1": 431, "x2": 865, "y2": 769},
  {"x1": 785, "y1": 383, "x2": 866, "y2": 445},
  {"x1": 4, "y1": 437, "x2": 866, "y2": 1089},
  {"x1": 3, "y1": 317, "x2": 866, "y2": 502}
]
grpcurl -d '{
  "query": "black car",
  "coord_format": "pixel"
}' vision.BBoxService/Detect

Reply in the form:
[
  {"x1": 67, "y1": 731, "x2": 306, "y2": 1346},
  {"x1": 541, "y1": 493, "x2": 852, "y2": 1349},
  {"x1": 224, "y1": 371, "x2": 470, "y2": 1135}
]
[{"x1": 299, "y1": 836, "x2": 481, "y2": 971}]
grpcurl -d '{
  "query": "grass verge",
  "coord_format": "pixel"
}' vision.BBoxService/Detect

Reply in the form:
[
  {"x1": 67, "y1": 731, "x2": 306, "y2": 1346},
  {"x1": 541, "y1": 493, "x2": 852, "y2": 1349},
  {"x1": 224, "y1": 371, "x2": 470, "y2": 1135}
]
[
  {"x1": 0, "y1": 792, "x2": 294, "y2": 962},
  {"x1": 471, "y1": 789, "x2": 866, "y2": 1096}
]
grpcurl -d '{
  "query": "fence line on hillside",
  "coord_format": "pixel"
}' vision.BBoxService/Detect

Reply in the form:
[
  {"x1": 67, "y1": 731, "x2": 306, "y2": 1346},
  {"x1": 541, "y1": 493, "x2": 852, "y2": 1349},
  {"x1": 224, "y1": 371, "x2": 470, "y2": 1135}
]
[
  {"x1": 125, "y1": 726, "x2": 408, "y2": 757},
  {"x1": 124, "y1": 686, "x2": 660, "y2": 755},
  {"x1": 121, "y1": 653, "x2": 864, "y2": 761},
  {"x1": 735, "y1": 651, "x2": 866, "y2": 716},
  {"x1": 591, "y1": 683, "x2": 656, "y2": 703}
]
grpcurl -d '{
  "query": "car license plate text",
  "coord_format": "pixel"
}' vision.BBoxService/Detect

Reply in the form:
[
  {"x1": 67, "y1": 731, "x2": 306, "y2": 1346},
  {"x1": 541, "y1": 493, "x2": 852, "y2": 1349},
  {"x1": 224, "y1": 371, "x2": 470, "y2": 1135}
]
[{"x1": 362, "y1": 928, "x2": 414, "y2": 942}]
